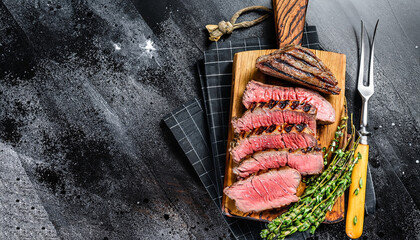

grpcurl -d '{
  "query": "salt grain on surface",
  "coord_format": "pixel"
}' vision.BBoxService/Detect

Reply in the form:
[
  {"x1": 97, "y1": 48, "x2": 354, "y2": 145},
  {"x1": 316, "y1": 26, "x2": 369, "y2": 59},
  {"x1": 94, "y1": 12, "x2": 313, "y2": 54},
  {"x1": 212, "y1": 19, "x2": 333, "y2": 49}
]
[
  {"x1": 113, "y1": 43, "x2": 121, "y2": 51},
  {"x1": 141, "y1": 39, "x2": 156, "y2": 51}
]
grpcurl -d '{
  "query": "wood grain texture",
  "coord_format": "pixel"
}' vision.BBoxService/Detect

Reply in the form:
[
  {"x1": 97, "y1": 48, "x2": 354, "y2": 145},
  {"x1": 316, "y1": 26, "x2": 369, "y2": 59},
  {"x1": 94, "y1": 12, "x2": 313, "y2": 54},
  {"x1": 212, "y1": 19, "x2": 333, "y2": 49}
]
[
  {"x1": 273, "y1": 0, "x2": 308, "y2": 48},
  {"x1": 222, "y1": 49, "x2": 346, "y2": 222}
]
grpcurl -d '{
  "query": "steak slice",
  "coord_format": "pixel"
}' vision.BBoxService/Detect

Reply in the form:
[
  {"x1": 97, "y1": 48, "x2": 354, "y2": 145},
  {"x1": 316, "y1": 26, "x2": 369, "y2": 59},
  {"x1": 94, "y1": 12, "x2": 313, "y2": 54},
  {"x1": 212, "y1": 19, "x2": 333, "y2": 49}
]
[
  {"x1": 256, "y1": 45, "x2": 341, "y2": 95},
  {"x1": 232, "y1": 100, "x2": 317, "y2": 135},
  {"x1": 233, "y1": 148, "x2": 323, "y2": 178},
  {"x1": 230, "y1": 125, "x2": 317, "y2": 163},
  {"x1": 242, "y1": 80, "x2": 335, "y2": 124},
  {"x1": 224, "y1": 167, "x2": 301, "y2": 213}
]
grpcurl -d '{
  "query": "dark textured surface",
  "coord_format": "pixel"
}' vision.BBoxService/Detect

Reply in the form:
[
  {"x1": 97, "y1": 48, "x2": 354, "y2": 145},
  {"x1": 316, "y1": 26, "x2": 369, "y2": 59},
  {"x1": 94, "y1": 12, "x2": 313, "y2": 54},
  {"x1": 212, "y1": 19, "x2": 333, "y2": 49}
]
[{"x1": 0, "y1": 0, "x2": 419, "y2": 239}]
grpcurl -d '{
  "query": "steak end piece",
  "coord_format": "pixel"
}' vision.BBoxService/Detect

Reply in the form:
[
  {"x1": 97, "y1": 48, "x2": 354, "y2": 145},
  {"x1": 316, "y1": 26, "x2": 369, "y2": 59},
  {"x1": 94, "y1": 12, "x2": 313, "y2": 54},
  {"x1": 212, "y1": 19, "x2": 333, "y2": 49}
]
[
  {"x1": 242, "y1": 80, "x2": 336, "y2": 124},
  {"x1": 224, "y1": 167, "x2": 301, "y2": 213},
  {"x1": 256, "y1": 45, "x2": 341, "y2": 95},
  {"x1": 233, "y1": 148, "x2": 323, "y2": 178}
]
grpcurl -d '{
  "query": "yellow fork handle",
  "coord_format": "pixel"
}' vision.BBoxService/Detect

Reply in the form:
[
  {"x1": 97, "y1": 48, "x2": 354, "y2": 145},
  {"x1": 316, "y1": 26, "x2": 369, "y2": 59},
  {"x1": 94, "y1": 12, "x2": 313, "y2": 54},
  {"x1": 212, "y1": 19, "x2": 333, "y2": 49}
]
[{"x1": 346, "y1": 143, "x2": 369, "y2": 239}]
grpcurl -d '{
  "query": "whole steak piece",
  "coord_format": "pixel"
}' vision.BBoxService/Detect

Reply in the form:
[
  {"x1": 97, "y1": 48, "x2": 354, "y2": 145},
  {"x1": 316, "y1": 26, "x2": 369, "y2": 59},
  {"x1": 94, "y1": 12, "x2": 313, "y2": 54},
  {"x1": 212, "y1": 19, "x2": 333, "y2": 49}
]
[
  {"x1": 256, "y1": 45, "x2": 341, "y2": 95},
  {"x1": 231, "y1": 100, "x2": 317, "y2": 135},
  {"x1": 233, "y1": 148, "x2": 323, "y2": 178},
  {"x1": 242, "y1": 80, "x2": 335, "y2": 124},
  {"x1": 224, "y1": 167, "x2": 301, "y2": 213}
]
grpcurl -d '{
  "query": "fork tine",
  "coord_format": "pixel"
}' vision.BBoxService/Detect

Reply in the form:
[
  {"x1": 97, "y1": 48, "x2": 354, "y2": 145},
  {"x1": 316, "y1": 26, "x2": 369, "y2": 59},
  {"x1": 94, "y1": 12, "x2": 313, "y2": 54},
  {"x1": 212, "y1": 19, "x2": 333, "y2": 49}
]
[
  {"x1": 368, "y1": 20, "x2": 379, "y2": 89},
  {"x1": 358, "y1": 21, "x2": 365, "y2": 91}
]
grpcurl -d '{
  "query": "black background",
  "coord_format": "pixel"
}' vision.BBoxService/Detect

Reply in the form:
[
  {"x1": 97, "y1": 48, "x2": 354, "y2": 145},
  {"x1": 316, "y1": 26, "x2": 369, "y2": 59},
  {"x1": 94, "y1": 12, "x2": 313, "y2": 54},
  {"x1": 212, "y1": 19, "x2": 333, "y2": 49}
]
[{"x1": 0, "y1": 0, "x2": 419, "y2": 239}]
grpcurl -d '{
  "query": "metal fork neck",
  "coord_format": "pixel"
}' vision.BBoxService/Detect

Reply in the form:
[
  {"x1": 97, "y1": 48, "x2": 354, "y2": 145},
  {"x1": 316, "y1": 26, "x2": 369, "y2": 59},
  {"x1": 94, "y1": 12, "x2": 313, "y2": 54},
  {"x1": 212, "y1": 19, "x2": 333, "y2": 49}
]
[{"x1": 359, "y1": 97, "x2": 370, "y2": 145}]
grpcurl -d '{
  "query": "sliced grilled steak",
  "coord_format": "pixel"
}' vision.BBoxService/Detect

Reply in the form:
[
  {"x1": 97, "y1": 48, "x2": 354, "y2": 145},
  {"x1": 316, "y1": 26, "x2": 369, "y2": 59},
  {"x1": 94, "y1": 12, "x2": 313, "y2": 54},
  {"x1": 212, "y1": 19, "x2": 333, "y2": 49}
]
[
  {"x1": 242, "y1": 80, "x2": 335, "y2": 124},
  {"x1": 232, "y1": 100, "x2": 317, "y2": 135},
  {"x1": 230, "y1": 125, "x2": 317, "y2": 163},
  {"x1": 256, "y1": 45, "x2": 341, "y2": 95},
  {"x1": 224, "y1": 167, "x2": 301, "y2": 213},
  {"x1": 233, "y1": 148, "x2": 323, "y2": 178}
]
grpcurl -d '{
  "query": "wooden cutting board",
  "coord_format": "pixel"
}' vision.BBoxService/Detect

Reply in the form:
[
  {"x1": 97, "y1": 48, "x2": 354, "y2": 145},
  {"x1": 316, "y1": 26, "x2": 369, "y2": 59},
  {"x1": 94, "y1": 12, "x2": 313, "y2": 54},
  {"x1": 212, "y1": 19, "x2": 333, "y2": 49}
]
[{"x1": 222, "y1": 49, "x2": 346, "y2": 222}]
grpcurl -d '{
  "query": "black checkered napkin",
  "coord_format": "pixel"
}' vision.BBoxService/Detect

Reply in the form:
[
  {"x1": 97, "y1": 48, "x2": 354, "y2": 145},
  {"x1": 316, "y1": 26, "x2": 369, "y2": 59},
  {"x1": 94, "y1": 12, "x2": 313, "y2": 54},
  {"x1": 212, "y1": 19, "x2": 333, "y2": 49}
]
[{"x1": 163, "y1": 99, "x2": 219, "y2": 202}]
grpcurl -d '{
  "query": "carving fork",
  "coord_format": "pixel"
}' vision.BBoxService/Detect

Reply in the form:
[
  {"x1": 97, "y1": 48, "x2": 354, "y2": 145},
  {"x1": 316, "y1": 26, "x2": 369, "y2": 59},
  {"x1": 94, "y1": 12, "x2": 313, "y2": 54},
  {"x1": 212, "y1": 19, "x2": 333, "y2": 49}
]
[{"x1": 345, "y1": 20, "x2": 379, "y2": 239}]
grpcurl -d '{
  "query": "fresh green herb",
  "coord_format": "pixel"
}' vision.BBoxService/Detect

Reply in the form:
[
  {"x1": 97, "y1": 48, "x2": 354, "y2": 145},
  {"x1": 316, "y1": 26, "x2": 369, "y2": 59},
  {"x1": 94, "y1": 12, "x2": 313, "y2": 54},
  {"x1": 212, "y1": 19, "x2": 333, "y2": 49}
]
[
  {"x1": 321, "y1": 118, "x2": 348, "y2": 166},
  {"x1": 359, "y1": 178, "x2": 363, "y2": 189},
  {"x1": 353, "y1": 216, "x2": 358, "y2": 225},
  {"x1": 354, "y1": 188, "x2": 359, "y2": 195},
  {"x1": 260, "y1": 111, "x2": 361, "y2": 240}
]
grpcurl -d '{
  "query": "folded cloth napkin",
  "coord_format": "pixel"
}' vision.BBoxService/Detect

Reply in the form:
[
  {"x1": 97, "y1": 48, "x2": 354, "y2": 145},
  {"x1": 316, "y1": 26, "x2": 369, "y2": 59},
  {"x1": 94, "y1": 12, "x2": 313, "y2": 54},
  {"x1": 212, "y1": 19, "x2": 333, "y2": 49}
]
[{"x1": 163, "y1": 25, "x2": 374, "y2": 239}]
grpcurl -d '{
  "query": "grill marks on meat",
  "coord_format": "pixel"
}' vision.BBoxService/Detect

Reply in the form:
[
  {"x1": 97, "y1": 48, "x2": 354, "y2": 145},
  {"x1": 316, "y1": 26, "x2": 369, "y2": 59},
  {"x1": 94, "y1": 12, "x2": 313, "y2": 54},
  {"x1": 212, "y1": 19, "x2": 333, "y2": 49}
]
[
  {"x1": 242, "y1": 80, "x2": 335, "y2": 124},
  {"x1": 233, "y1": 148, "x2": 323, "y2": 178},
  {"x1": 230, "y1": 127, "x2": 317, "y2": 163},
  {"x1": 231, "y1": 100, "x2": 317, "y2": 135},
  {"x1": 224, "y1": 167, "x2": 301, "y2": 213},
  {"x1": 239, "y1": 123, "x2": 311, "y2": 139},
  {"x1": 282, "y1": 48, "x2": 337, "y2": 86},
  {"x1": 256, "y1": 45, "x2": 341, "y2": 95}
]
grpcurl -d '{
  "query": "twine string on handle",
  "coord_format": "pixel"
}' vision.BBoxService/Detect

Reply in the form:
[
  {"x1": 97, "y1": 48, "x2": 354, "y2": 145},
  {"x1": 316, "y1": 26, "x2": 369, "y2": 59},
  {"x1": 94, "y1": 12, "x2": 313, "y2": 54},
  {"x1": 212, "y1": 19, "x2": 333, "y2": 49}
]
[{"x1": 206, "y1": 6, "x2": 272, "y2": 42}]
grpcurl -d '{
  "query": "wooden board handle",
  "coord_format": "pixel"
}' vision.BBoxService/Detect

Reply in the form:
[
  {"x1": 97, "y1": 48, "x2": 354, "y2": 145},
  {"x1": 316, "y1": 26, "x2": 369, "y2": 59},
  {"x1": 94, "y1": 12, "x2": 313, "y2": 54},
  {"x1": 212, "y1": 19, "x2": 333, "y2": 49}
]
[
  {"x1": 346, "y1": 143, "x2": 370, "y2": 239},
  {"x1": 272, "y1": 0, "x2": 308, "y2": 48}
]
